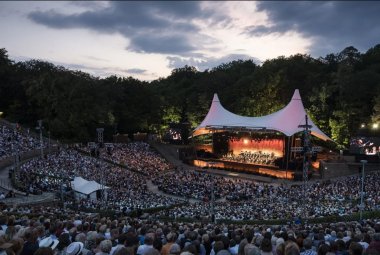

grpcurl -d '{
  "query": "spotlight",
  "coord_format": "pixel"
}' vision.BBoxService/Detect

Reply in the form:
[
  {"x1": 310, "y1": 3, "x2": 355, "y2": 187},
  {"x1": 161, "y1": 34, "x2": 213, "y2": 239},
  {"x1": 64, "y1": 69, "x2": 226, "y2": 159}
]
[
  {"x1": 243, "y1": 139, "x2": 249, "y2": 145},
  {"x1": 373, "y1": 123, "x2": 379, "y2": 129},
  {"x1": 361, "y1": 124, "x2": 365, "y2": 128}
]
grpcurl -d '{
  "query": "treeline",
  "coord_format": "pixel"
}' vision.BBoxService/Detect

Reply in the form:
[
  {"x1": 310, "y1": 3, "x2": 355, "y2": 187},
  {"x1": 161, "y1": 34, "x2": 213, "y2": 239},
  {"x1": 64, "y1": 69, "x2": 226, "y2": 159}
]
[{"x1": 1, "y1": 45, "x2": 380, "y2": 147}]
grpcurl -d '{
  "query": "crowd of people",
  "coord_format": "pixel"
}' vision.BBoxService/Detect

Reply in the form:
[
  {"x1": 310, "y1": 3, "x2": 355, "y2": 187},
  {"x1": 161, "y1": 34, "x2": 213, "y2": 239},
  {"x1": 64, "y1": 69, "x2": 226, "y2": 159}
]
[
  {"x1": 1, "y1": 126, "x2": 380, "y2": 222},
  {"x1": 153, "y1": 170, "x2": 274, "y2": 201},
  {"x1": 82, "y1": 142, "x2": 173, "y2": 176},
  {"x1": 222, "y1": 152, "x2": 278, "y2": 166},
  {"x1": 158, "y1": 171, "x2": 380, "y2": 221},
  {"x1": 10, "y1": 136, "x2": 380, "y2": 221},
  {"x1": 0, "y1": 205, "x2": 379, "y2": 255},
  {"x1": 153, "y1": 171, "x2": 225, "y2": 200},
  {"x1": 17, "y1": 149, "x2": 182, "y2": 212},
  {"x1": 0, "y1": 124, "x2": 44, "y2": 160}
]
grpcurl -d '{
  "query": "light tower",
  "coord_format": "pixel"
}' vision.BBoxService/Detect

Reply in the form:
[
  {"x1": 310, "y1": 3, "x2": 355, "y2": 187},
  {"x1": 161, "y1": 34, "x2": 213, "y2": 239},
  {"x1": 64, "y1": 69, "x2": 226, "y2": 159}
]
[
  {"x1": 12, "y1": 123, "x2": 20, "y2": 180},
  {"x1": 210, "y1": 177, "x2": 215, "y2": 223},
  {"x1": 36, "y1": 120, "x2": 44, "y2": 158},
  {"x1": 96, "y1": 163, "x2": 107, "y2": 208},
  {"x1": 359, "y1": 160, "x2": 367, "y2": 220},
  {"x1": 298, "y1": 115, "x2": 312, "y2": 217},
  {"x1": 96, "y1": 128, "x2": 106, "y2": 207},
  {"x1": 96, "y1": 128, "x2": 104, "y2": 145}
]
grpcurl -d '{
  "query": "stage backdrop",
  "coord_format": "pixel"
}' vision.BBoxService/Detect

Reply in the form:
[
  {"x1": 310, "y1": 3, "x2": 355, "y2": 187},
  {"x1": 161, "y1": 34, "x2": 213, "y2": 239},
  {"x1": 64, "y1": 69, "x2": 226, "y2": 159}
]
[{"x1": 228, "y1": 138, "x2": 284, "y2": 157}]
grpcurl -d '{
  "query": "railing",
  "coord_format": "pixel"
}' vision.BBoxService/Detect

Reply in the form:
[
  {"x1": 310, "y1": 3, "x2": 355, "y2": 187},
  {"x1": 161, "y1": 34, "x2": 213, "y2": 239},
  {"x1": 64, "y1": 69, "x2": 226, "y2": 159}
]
[
  {"x1": 4, "y1": 194, "x2": 60, "y2": 207},
  {"x1": 0, "y1": 178, "x2": 12, "y2": 191}
]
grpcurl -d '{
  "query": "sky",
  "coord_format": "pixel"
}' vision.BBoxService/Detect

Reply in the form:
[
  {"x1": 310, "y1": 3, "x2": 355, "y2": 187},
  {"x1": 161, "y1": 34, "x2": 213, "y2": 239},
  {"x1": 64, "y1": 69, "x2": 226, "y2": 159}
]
[{"x1": 0, "y1": 1, "x2": 379, "y2": 81}]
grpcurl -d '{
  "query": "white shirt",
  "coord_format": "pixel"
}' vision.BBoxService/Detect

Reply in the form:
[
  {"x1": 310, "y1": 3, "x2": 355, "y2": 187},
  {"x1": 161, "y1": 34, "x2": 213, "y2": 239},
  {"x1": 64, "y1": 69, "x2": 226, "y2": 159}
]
[
  {"x1": 229, "y1": 245, "x2": 239, "y2": 255},
  {"x1": 73, "y1": 220, "x2": 82, "y2": 226},
  {"x1": 137, "y1": 244, "x2": 153, "y2": 255},
  {"x1": 110, "y1": 244, "x2": 125, "y2": 255},
  {"x1": 359, "y1": 242, "x2": 369, "y2": 250}
]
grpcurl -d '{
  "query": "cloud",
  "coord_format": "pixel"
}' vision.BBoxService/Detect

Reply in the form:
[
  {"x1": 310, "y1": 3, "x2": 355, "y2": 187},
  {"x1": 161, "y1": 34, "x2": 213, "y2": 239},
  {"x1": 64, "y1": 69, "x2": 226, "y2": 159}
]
[
  {"x1": 12, "y1": 54, "x2": 152, "y2": 79},
  {"x1": 250, "y1": 2, "x2": 380, "y2": 56},
  {"x1": 124, "y1": 68, "x2": 147, "y2": 74},
  {"x1": 85, "y1": 56, "x2": 109, "y2": 62},
  {"x1": 127, "y1": 34, "x2": 197, "y2": 54},
  {"x1": 67, "y1": 1, "x2": 110, "y2": 12},
  {"x1": 27, "y1": 1, "x2": 225, "y2": 55},
  {"x1": 243, "y1": 25, "x2": 274, "y2": 37},
  {"x1": 167, "y1": 53, "x2": 260, "y2": 71},
  {"x1": 65, "y1": 64, "x2": 150, "y2": 78},
  {"x1": 65, "y1": 63, "x2": 154, "y2": 80}
]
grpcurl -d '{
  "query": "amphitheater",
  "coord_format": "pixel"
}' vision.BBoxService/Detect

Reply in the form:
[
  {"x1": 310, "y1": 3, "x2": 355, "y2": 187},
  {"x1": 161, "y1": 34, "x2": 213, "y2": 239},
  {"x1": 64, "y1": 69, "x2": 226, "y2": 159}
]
[
  {"x1": 1, "y1": 119, "x2": 380, "y2": 255},
  {"x1": 1, "y1": 118, "x2": 380, "y2": 223}
]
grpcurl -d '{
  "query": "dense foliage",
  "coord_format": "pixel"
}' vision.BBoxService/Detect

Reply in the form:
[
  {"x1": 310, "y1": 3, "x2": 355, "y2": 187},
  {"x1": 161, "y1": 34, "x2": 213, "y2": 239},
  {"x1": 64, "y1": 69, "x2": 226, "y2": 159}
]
[{"x1": 1, "y1": 45, "x2": 380, "y2": 146}]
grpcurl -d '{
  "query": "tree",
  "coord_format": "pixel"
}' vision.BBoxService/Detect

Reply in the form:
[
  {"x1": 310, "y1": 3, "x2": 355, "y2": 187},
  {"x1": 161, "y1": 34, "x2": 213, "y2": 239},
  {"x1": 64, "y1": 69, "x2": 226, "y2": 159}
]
[
  {"x1": 329, "y1": 110, "x2": 350, "y2": 147},
  {"x1": 1, "y1": 44, "x2": 380, "y2": 146},
  {"x1": 308, "y1": 85, "x2": 332, "y2": 135},
  {"x1": 372, "y1": 93, "x2": 380, "y2": 124}
]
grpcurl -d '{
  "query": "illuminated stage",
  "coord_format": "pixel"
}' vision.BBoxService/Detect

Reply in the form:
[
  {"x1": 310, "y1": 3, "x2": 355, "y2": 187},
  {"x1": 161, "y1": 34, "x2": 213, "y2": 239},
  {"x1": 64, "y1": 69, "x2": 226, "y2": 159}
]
[
  {"x1": 193, "y1": 159, "x2": 294, "y2": 179},
  {"x1": 189, "y1": 90, "x2": 330, "y2": 180},
  {"x1": 191, "y1": 131, "x2": 305, "y2": 180}
]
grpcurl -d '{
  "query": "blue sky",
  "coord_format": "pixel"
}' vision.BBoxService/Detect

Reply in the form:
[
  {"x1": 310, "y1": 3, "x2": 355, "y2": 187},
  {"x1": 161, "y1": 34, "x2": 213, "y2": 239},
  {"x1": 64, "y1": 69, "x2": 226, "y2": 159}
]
[{"x1": 0, "y1": 1, "x2": 379, "y2": 80}]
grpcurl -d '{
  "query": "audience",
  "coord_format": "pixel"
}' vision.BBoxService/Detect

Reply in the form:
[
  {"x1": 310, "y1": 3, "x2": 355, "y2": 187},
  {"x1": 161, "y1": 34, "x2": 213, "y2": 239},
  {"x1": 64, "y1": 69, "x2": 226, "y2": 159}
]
[
  {"x1": 0, "y1": 124, "x2": 45, "y2": 160},
  {"x1": 10, "y1": 138, "x2": 380, "y2": 221},
  {"x1": 2, "y1": 127, "x2": 380, "y2": 228},
  {"x1": 17, "y1": 148, "x2": 182, "y2": 211}
]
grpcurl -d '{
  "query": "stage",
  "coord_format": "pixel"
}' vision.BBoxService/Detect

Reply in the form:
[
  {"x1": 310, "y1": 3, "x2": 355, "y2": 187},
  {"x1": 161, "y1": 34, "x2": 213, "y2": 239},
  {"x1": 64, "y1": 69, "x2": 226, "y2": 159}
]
[
  {"x1": 190, "y1": 130, "x2": 297, "y2": 180},
  {"x1": 193, "y1": 158, "x2": 295, "y2": 179},
  {"x1": 187, "y1": 89, "x2": 331, "y2": 181}
]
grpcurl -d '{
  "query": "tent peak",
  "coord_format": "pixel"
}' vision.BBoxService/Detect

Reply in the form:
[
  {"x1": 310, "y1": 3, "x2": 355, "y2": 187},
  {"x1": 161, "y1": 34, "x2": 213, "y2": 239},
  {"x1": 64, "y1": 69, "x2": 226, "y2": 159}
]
[
  {"x1": 212, "y1": 93, "x2": 220, "y2": 102},
  {"x1": 291, "y1": 89, "x2": 301, "y2": 100}
]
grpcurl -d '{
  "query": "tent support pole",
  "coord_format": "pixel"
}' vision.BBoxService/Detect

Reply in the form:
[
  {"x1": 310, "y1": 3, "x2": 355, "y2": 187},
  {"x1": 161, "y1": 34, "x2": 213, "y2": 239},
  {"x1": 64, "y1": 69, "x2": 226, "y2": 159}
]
[{"x1": 286, "y1": 135, "x2": 291, "y2": 170}]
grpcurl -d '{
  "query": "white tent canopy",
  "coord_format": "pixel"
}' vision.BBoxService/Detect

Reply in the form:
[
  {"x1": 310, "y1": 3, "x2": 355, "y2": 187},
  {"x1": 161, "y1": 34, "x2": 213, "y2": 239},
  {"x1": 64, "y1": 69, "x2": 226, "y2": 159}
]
[
  {"x1": 71, "y1": 176, "x2": 109, "y2": 195},
  {"x1": 193, "y1": 89, "x2": 331, "y2": 141}
]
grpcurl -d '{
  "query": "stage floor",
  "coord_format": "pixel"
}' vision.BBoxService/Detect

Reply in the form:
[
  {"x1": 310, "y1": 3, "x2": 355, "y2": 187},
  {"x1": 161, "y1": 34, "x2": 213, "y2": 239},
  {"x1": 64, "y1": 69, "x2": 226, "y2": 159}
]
[{"x1": 193, "y1": 158, "x2": 294, "y2": 179}]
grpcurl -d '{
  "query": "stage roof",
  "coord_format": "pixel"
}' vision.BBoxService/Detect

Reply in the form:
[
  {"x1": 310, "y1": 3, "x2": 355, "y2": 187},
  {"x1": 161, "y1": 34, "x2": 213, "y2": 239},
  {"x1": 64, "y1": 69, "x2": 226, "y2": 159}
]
[
  {"x1": 192, "y1": 89, "x2": 332, "y2": 141},
  {"x1": 71, "y1": 176, "x2": 109, "y2": 195}
]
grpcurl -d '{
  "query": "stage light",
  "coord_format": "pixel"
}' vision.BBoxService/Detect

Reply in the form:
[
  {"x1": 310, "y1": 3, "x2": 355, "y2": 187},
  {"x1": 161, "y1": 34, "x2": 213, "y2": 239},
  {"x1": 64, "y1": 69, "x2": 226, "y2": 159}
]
[
  {"x1": 361, "y1": 123, "x2": 365, "y2": 128},
  {"x1": 243, "y1": 139, "x2": 249, "y2": 144},
  {"x1": 373, "y1": 123, "x2": 379, "y2": 129}
]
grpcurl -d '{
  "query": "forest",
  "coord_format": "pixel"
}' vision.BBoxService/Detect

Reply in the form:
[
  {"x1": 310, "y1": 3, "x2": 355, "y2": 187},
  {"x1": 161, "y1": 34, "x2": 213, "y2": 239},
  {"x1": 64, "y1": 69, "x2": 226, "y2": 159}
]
[{"x1": 1, "y1": 44, "x2": 380, "y2": 148}]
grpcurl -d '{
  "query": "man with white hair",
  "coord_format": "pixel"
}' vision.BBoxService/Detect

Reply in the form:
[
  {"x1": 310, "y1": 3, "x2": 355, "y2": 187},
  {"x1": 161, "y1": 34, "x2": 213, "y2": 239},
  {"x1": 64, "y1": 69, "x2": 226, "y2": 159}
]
[{"x1": 97, "y1": 240, "x2": 113, "y2": 255}]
